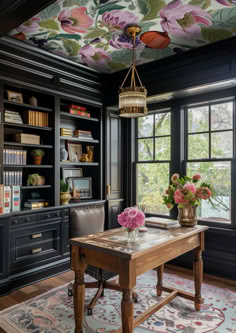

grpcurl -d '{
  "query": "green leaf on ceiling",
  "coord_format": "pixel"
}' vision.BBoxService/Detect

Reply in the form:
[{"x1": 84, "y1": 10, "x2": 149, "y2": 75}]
[
  {"x1": 202, "y1": 0, "x2": 211, "y2": 10},
  {"x1": 63, "y1": 0, "x2": 89, "y2": 6},
  {"x1": 39, "y1": 20, "x2": 59, "y2": 31},
  {"x1": 50, "y1": 33, "x2": 81, "y2": 41},
  {"x1": 201, "y1": 27, "x2": 232, "y2": 42},
  {"x1": 108, "y1": 62, "x2": 128, "y2": 72},
  {"x1": 39, "y1": 3, "x2": 60, "y2": 19},
  {"x1": 139, "y1": 22, "x2": 157, "y2": 33},
  {"x1": 136, "y1": 0, "x2": 149, "y2": 16},
  {"x1": 141, "y1": 0, "x2": 166, "y2": 22},
  {"x1": 63, "y1": 39, "x2": 81, "y2": 56},
  {"x1": 140, "y1": 47, "x2": 173, "y2": 60},
  {"x1": 98, "y1": 4, "x2": 125, "y2": 15},
  {"x1": 111, "y1": 49, "x2": 133, "y2": 64},
  {"x1": 211, "y1": 8, "x2": 236, "y2": 27},
  {"x1": 84, "y1": 28, "x2": 107, "y2": 39},
  {"x1": 188, "y1": 0, "x2": 204, "y2": 6}
]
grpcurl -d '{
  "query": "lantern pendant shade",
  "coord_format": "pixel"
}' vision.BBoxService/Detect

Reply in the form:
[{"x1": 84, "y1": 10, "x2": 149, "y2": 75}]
[{"x1": 119, "y1": 25, "x2": 148, "y2": 118}]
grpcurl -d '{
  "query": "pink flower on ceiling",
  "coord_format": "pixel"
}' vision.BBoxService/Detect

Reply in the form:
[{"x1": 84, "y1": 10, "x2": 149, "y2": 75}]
[
  {"x1": 102, "y1": 10, "x2": 138, "y2": 30},
  {"x1": 160, "y1": 0, "x2": 212, "y2": 39},
  {"x1": 80, "y1": 45, "x2": 112, "y2": 72},
  {"x1": 58, "y1": 7, "x2": 93, "y2": 34},
  {"x1": 16, "y1": 18, "x2": 40, "y2": 33},
  {"x1": 216, "y1": 0, "x2": 236, "y2": 4}
]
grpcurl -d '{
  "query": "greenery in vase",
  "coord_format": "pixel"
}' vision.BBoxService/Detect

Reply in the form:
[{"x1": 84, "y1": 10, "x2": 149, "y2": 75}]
[
  {"x1": 27, "y1": 173, "x2": 44, "y2": 186},
  {"x1": 60, "y1": 179, "x2": 70, "y2": 193},
  {"x1": 30, "y1": 149, "x2": 45, "y2": 157}
]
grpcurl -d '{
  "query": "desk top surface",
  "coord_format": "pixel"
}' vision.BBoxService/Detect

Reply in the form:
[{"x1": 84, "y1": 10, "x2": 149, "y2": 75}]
[{"x1": 70, "y1": 225, "x2": 208, "y2": 259}]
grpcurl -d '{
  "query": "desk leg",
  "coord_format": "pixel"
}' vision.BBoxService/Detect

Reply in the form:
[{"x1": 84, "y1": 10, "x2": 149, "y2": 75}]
[
  {"x1": 121, "y1": 289, "x2": 134, "y2": 333},
  {"x1": 156, "y1": 265, "x2": 164, "y2": 296},
  {"x1": 193, "y1": 247, "x2": 203, "y2": 311}
]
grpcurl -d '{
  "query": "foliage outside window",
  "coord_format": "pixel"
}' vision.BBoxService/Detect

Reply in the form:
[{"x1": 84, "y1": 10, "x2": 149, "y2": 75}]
[
  {"x1": 186, "y1": 101, "x2": 233, "y2": 223},
  {"x1": 136, "y1": 112, "x2": 171, "y2": 215}
]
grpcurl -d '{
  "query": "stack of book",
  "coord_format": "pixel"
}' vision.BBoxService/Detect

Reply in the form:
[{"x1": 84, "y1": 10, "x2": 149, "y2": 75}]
[
  {"x1": 24, "y1": 199, "x2": 49, "y2": 209},
  {"x1": 4, "y1": 110, "x2": 23, "y2": 124},
  {"x1": 67, "y1": 104, "x2": 90, "y2": 118},
  {"x1": 3, "y1": 149, "x2": 27, "y2": 165},
  {"x1": 24, "y1": 110, "x2": 48, "y2": 127},
  {"x1": 73, "y1": 130, "x2": 93, "y2": 140},
  {"x1": 0, "y1": 185, "x2": 20, "y2": 214},
  {"x1": 145, "y1": 217, "x2": 180, "y2": 229},
  {"x1": 60, "y1": 128, "x2": 73, "y2": 137},
  {"x1": 3, "y1": 171, "x2": 23, "y2": 186}
]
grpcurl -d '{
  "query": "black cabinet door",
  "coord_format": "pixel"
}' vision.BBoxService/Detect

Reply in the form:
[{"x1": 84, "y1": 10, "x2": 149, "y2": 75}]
[
  {"x1": 0, "y1": 218, "x2": 9, "y2": 280},
  {"x1": 107, "y1": 200, "x2": 124, "y2": 230}
]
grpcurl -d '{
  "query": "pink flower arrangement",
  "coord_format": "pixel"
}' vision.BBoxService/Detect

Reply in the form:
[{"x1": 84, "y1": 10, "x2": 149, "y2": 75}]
[
  {"x1": 117, "y1": 207, "x2": 145, "y2": 230},
  {"x1": 163, "y1": 173, "x2": 212, "y2": 209}
]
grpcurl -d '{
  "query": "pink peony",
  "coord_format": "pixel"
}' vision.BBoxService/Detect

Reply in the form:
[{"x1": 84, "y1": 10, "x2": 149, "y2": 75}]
[
  {"x1": 118, "y1": 207, "x2": 145, "y2": 230},
  {"x1": 171, "y1": 173, "x2": 180, "y2": 183},
  {"x1": 160, "y1": 0, "x2": 212, "y2": 39},
  {"x1": 215, "y1": 0, "x2": 236, "y2": 5},
  {"x1": 193, "y1": 173, "x2": 201, "y2": 181},
  {"x1": 174, "y1": 189, "x2": 185, "y2": 204},
  {"x1": 102, "y1": 10, "x2": 138, "y2": 30},
  {"x1": 196, "y1": 187, "x2": 212, "y2": 200},
  {"x1": 183, "y1": 183, "x2": 196, "y2": 194},
  {"x1": 58, "y1": 7, "x2": 93, "y2": 34},
  {"x1": 16, "y1": 18, "x2": 40, "y2": 34}
]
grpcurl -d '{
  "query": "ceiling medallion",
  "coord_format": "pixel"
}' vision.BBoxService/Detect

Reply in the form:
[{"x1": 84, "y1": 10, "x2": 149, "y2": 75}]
[{"x1": 119, "y1": 25, "x2": 148, "y2": 118}]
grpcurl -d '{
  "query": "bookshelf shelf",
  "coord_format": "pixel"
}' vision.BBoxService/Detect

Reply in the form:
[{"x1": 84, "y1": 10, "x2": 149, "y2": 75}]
[
  {"x1": 4, "y1": 164, "x2": 54, "y2": 168},
  {"x1": 60, "y1": 111, "x2": 99, "y2": 122},
  {"x1": 4, "y1": 122, "x2": 53, "y2": 131},
  {"x1": 60, "y1": 136, "x2": 99, "y2": 143},
  {"x1": 21, "y1": 185, "x2": 52, "y2": 189},
  {"x1": 3, "y1": 99, "x2": 53, "y2": 112},
  {"x1": 60, "y1": 162, "x2": 99, "y2": 167},
  {"x1": 4, "y1": 141, "x2": 53, "y2": 148}
]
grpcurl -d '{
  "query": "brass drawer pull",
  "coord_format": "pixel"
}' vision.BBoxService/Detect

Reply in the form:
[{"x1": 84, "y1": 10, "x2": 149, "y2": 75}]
[
  {"x1": 32, "y1": 233, "x2": 42, "y2": 239},
  {"x1": 32, "y1": 248, "x2": 42, "y2": 254}
]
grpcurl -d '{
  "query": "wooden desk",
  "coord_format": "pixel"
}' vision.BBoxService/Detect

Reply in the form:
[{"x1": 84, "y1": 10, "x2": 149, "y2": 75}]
[{"x1": 70, "y1": 225, "x2": 208, "y2": 333}]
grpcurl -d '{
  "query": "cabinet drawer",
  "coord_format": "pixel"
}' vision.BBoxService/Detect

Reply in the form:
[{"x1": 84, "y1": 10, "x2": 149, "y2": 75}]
[
  {"x1": 16, "y1": 240, "x2": 55, "y2": 260},
  {"x1": 38, "y1": 210, "x2": 61, "y2": 221},
  {"x1": 10, "y1": 215, "x2": 37, "y2": 226},
  {"x1": 15, "y1": 230, "x2": 54, "y2": 247}
]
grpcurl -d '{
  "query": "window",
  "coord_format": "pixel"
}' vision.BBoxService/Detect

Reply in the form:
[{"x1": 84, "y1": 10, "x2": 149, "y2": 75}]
[
  {"x1": 136, "y1": 111, "x2": 171, "y2": 215},
  {"x1": 186, "y1": 100, "x2": 233, "y2": 223}
]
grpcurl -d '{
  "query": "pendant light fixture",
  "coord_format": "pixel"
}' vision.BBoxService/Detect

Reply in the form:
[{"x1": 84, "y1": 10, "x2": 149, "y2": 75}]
[{"x1": 119, "y1": 25, "x2": 148, "y2": 118}]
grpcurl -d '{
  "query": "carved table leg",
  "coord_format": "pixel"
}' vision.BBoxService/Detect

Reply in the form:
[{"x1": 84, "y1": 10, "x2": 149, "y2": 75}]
[
  {"x1": 72, "y1": 246, "x2": 86, "y2": 333},
  {"x1": 156, "y1": 265, "x2": 164, "y2": 296},
  {"x1": 121, "y1": 289, "x2": 134, "y2": 333},
  {"x1": 193, "y1": 247, "x2": 204, "y2": 311}
]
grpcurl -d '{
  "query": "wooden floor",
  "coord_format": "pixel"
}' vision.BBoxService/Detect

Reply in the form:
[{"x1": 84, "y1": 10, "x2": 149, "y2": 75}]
[{"x1": 0, "y1": 265, "x2": 235, "y2": 313}]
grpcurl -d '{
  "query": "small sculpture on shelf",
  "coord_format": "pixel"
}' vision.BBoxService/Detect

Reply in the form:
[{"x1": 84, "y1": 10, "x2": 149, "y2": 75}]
[
  {"x1": 80, "y1": 153, "x2": 89, "y2": 163},
  {"x1": 27, "y1": 174, "x2": 45, "y2": 186},
  {"x1": 86, "y1": 146, "x2": 94, "y2": 162},
  {"x1": 29, "y1": 96, "x2": 38, "y2": 106},
  {"x1": 60, "y1": 179, "x2": 71, "y2": 205},
  {"x1": 60, "y1": 145, "x2": 68, "y2": 161},
  {"x1": 30, "y1": 149, "x2": 44, "y2": 165}
]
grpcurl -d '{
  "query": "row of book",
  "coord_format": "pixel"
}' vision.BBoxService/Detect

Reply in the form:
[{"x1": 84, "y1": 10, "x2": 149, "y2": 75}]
[
  {"x1": 24, "y1": 110, "x2": 49, "y2": 127},
  {"x1": 0, "y1": 185, "x2": 20, "y2": 214},
  {"x1": 5, "y1": 110, "x2": 23, "y2": 124},
  {"x1": 3, "y1": 171, "x2": 23, "y2": 186},
  {"x1": 3, "y1": 149, "x2": 27, "y2": 165}
]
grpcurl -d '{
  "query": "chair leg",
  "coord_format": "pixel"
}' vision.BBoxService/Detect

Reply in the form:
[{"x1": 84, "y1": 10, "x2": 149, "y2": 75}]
[{"x1": 87, "y1": 283, "x2": 104, "y2": 315}]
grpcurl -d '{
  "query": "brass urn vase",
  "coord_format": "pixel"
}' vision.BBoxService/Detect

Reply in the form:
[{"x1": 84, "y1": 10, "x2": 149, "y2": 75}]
[{"x1": 178, "y1": 206, "x2": 197, "y2": 227}]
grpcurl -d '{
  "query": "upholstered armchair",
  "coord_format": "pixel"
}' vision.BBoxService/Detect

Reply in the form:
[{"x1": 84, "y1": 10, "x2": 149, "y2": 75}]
[{"x1": 68, "y1": 204, "x2": 117, "y2": 315}]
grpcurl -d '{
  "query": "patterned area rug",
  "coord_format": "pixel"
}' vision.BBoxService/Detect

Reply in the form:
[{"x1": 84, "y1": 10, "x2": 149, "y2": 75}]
[{"x1": 0, "y1": 270, "x2": 235, "y2": 333}]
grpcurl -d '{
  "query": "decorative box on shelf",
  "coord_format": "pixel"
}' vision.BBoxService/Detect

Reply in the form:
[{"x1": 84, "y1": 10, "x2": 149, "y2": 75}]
[{"x1": 15, "y1": 133, "x2": 40, "y2": 144}]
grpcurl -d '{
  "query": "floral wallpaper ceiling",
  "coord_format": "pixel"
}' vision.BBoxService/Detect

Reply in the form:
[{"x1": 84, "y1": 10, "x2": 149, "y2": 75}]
[{"x1": 9, "y1": 0, "x2": 236, "y2": 73}]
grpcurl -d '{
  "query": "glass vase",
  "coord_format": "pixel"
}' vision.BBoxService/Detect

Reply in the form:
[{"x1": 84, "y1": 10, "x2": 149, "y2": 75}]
[
  {"x1": 178, "y1": 206, "x2": 197, "y2": 227},
  {"x1": 126, "y1": 228, "x2": 138, "y2": 242}
]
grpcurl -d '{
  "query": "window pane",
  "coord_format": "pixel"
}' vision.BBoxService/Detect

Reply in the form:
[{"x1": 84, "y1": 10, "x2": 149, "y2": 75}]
[
  {"x1": 188, "y1": 133, "x2": 209, "y2": 159},
  {"x1": 138, "y1": 138, "x2": 153, "y2": 161},
  {"x1": 211, "y1": 102, "x2": 233, "y2": 131},
  {"x1": 211, "y1": 131, "x2": 233, "y2": 158},
  {"x1": 138, "y1": 115, "x2": 153, "y2": 137},
  {"x1": 188, "y1": 106, "x2": 209, "y2": 133},
  {"x1": 155, "y1": 137, "x2": 170, "y2": 160},
  {"x1": 187, "y1": 161, "x2": 231, "y2": 223},
  {"x1": 155, "y1": 113, "x2": 170, "y2": 136},
  {"x1": 137, "y1": 163, "x2": 169, "y2": 215}
]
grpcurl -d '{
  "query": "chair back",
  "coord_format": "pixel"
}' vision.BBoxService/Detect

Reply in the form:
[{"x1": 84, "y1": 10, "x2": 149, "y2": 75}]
[{"x1": 70, "y1": 205, "x2": 104, "y2": 238}]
